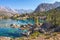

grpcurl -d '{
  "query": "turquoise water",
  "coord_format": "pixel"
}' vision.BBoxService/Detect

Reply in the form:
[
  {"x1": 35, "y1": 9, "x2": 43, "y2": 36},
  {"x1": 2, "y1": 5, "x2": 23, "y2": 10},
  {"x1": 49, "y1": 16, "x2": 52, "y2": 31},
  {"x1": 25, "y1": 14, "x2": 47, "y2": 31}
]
[
  {"x1": 0, "y1": 19, "x2": 45, "y2": 37},
  {"x1": 0, "y1": 27, "x2": 28, "y2": 37},
  {"x1": 0, "y1": 19, "x2": 34, "y2": 37},
  {"x1": 0, "y1": 19, "x2": 34, "y2": 27},
  {"x1": 0, "y1": 19, "x2": 45, "y2": 27}
]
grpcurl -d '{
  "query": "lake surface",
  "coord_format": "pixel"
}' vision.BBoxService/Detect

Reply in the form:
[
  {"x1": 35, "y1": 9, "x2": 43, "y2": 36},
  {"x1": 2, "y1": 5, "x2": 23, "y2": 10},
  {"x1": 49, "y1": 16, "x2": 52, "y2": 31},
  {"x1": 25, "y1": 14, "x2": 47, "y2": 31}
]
[
  {"x1": 0, "y1": 19, "x2": 34, "y2": 27},
  {"x1": 0, "y1": 27, "x2": 22, "y2": 37},
  {"x1": 0, "y1": 19, "x2": 45, "y2": 37},
  {"x1": 0, "y1": 19, "x2": 35, "y2": 37}
]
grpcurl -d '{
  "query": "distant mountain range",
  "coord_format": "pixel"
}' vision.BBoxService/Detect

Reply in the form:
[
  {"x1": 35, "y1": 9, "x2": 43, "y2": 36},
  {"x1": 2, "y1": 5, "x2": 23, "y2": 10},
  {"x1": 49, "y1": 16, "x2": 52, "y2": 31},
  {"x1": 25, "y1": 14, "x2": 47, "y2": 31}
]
[
  {"x1": 0, "y1": 6, "x2": 17, "y2": 17},
  {"x1": 34, "y1": 2, "x2": 60, "y2": 13},
  {"x1": 0, "y1": 2, "x2": 60, "y2": 17},
  {"x1": 0, "y1": 6, "x2": 33, "y2": 17},
  {"x1": 0, "y1": 6, "x2": 33, "y2": 14},
  {"x1": 15, "y1": 9, "x2": 33, "y2": 14}
]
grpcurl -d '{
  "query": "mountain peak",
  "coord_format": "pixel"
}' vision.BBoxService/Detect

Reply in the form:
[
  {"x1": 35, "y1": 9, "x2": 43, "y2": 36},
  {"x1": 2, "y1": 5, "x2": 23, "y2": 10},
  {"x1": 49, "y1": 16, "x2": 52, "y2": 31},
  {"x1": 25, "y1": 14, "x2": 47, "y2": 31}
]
[
  {"x1": 0, "y1": 6, "x2": 17, "y2": 17},
  {"x1": 34, "y1": 2, "x2": 60, "y2": 13},
  {"x1": 55, "y1": 1, "x2": 60, "y2": 3}
]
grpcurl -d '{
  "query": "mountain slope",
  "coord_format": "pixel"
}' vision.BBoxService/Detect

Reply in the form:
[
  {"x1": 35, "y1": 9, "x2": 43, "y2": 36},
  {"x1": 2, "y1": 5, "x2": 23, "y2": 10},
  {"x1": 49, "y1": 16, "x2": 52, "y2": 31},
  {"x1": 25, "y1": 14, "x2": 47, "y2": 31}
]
[
  {"x1": 34, "y1": 2, "x2": 60, "y2": 13},
  {"x1": 46, "y1": 6, "x2": 60, "y2": 26},
  {"x1": 0, "y1": 6, "x2": 17, "y2": 17}
]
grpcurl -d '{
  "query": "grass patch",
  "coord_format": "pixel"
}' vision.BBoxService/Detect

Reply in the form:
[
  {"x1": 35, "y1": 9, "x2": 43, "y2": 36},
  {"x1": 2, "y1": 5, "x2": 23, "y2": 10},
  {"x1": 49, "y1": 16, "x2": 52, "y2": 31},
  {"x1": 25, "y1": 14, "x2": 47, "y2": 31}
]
[{"x1": 29, "y1": 31, "x2": 40, "y2": 39}]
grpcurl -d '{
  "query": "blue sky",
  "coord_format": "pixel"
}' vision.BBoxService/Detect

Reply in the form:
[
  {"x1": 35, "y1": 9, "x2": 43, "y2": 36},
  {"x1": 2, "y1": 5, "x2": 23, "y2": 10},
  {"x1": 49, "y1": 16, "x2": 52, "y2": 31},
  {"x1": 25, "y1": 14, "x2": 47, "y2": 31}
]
[{"x1": 0, "y1": 0, "x2": 60, "y2": 10}]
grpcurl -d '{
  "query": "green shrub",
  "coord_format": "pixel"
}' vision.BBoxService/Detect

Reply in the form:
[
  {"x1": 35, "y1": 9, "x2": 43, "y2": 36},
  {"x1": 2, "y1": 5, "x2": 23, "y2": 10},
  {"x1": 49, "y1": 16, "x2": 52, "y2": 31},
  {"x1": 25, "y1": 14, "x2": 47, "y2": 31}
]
[{"x1": 30, "y1": 31, "x2": 40, "y2": 39}]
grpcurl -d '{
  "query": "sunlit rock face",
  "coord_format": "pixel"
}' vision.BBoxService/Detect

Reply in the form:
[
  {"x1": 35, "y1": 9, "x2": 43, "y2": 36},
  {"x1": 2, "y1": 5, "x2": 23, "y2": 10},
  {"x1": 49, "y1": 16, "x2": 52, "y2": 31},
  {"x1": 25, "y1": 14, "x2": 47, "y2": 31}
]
[
  {"x1": 34, "y1": 2, "x2": 60, "y2": 13},
  {"x1": 0, "y1": 6, "x2": 17, "y2": 17}
]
